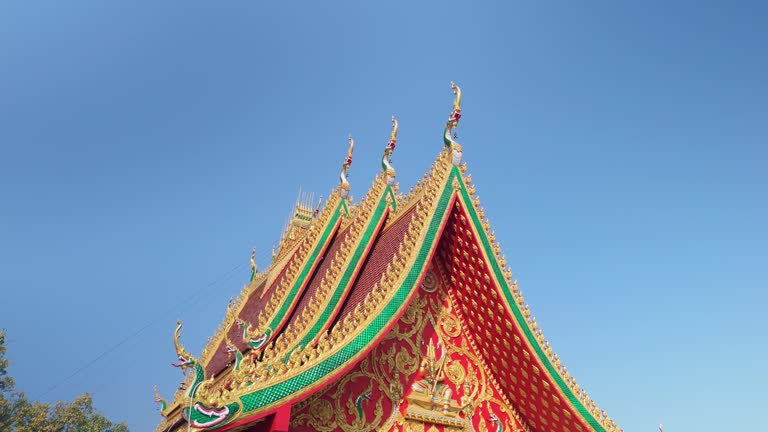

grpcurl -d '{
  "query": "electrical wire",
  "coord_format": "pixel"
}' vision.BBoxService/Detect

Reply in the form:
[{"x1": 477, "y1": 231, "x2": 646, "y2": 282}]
[{"x1": 32, "y1": 248, "x2": 271, "y2": 400}]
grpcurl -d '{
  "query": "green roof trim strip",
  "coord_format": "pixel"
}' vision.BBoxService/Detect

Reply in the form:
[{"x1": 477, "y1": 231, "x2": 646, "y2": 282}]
[
  {"x1": 385, "y1": 186, "x2": 397, "y2": 211},
  {"x1": 290, "y1": 186, "x2": 393, "y2": 357},
  {"x1": 453, "y1": 167, "x2": 604, "y2": 432},
  {"x1": 210, "y1": 166, "x2": 603, "y2": 432},
  {"x1": 234, "y1": 174, "x2": 455, "y2": 417}
]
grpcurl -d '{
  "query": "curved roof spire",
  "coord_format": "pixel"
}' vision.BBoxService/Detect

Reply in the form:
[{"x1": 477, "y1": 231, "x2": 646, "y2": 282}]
[
  {"x1": 382, "y1": 116, "x2": 398, "y2": 185},
  {"x1": 448, "y1": 81, "x2": 462, "y2": 129},
  {"x1": 171, "y1": 321, "x2": 198, "y2": 374},
  {"x1": 249, "y1": 247, "x2": 257, "y2": 282},
  {"x1": 444, "y1": 81, "x2": 464, "y2": 166},
  {"x1": 339, "y1": 134, "x2": 354, "y2": 198}
]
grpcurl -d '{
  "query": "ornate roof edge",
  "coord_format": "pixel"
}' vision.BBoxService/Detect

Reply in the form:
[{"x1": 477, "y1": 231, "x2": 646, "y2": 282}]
[
  {"x1": 164, "y1": 188, "x2": 348, "y2": 411},
  {"x1": 447, "y1": 165, "x2": 621, "y2": 432},
  {"x1": 433, "y1": 257, "x2": 533, "y2": 432},
  {"x1": 278, "y1": 178, "x2": 395, "y2": 359},
  {"x1": 160, "y1": 147, "x2": 620, "y2": 432},
  {"x1": 160, "y1": 81, "x2": 621, "y2": 429},
  {"x1": 244, "y1": 192, "x2": 348, "y2": 350},
  {"x1": 205, "y1": 192, "x2": 344, "y2": 361},
  {"x1": 188, "y1": 150, "x2": 454, "y2": 430}
]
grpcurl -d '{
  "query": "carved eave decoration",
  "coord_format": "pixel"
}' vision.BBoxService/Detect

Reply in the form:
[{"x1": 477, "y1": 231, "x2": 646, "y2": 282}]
[{"x1": 158, "y1": 84, "x2": 621, "y2": 432}]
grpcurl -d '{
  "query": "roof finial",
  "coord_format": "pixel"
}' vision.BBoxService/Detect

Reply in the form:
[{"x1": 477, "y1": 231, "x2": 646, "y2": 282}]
[
  {"x1": 249, "y1": 247, "x2": 257, "y2": 282},
  {"x1": 314, "y1": 195, "x2": 323, "y2": 217},
  {"x1": 382, "y1": 116, "x2": 398, "y2": 185},
  {"x1": 448, "y1": 81, "x2": 462, "y2": 129},
  {"x1": 171, "y1": 321, "x2": 197, "y2": 374},
  {"x1": 444, "y1": 81, "x2": 464, "y2": 166},
  {"x1": 153, "y1": 385, "x2": 168, "y2": 416},
  {"x1": 339, "y1": 134, "x2": 354, "y2": 199}
]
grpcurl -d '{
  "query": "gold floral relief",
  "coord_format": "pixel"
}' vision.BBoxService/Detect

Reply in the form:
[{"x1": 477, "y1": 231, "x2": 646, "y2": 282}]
[
  {"x1": 444, "y1": 360, "x2": 466, "y2": 386},
  {"x1": 291, "y1": 255, "x2": 530, "y2": 432},
  {"x1": 439, "y1": 315, "x2": 461, "y2": 339},
  {"x1": 291, "y1": 280, "x2": 432, "y2": 432}
]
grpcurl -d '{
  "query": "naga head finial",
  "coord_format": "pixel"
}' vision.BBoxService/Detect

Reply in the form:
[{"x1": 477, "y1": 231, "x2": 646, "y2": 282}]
[
  {"x1": 171, "y1": 321, "x2": 196, "y2": 373},
  {"x1": 153, "y1": 384, "x2": 168, "y2": 415},
  {"x1": 388, "y1": 115, "x2": 398, "y2": 150},
  {"x1": 382, "y1": 116, "x2": 398, "y2": 184},
  {"x1": 314, "y1": 195, "x2": 323, "y2": 217},
  {"x1": 224, "y1": 298, "x2": 238, "y2": 327},
  {"x1": 250, "y1": 247, "x2": 257, "y2": 275},
  {"x1": 345, "y1": 134, "x2": 354, "y2": 168},
  {"x1": 153, "y1": 384, "x2": 163, "y2": 403},
  {"x1": 224, "y1": 333, "x2": 238, "y2": 355},
  {"x1": 339, "y1": 135, "x2": 355, "y2": 197},
  {"x1": 448, "y1": 81, "x2": 462, "y2": 129}
]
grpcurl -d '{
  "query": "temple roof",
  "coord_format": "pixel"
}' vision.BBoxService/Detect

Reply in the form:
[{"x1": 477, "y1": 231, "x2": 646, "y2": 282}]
[{"x1": 157, "y1": 87, "x2": 622, "y2": 432}]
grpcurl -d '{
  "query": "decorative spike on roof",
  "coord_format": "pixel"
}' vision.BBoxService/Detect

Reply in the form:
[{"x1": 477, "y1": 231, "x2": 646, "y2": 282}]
[
  {"x1": 169, "y1": 321, "x2": 207, "y2": 405},
  {"x1": 382, "y1": 115, "x2": 398, "y2": 185},
  {"x1": 249, "y1": 247, "x2": 257, "y2": 282},
  {"x1": 273, "y1": 189, "x2": 319, "y2": 260},
  {"x1": 313, "y1": 195, "x2": 323, "y2": 217},
  {"x1": 444, "y1": 81, "x2": 464, "y2": 166},
  {"x1": 339, "y1": 134, "x2": 354, "y2": 198},
  {"x1": 171, "y1": 321, "x2": 197, "y2": 374},
  {"x1": 448, "y1": 81, "x2": 462, "y2": 129},
  {"x1": 291, "y1": 189, "x2": 316, "y2": 227},
  {"x1": 153, "y1": 385, "x2": 168, "y2": 417}
]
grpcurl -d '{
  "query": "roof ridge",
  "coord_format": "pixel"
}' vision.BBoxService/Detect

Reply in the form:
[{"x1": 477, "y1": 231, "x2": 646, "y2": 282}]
[
  {"x1": 165, "y1": 189, "x2": 346, "y2": 413},
  {"x1": 161, "y1": 141, "x2": 621, "y2": 432},
  {"x1": 185, "y1": 151, "x2": 454, "y2": 427},
  {"x1": 276, "y1": 176, "x2": 393, "y2": 360},
  {"x1": 243, "y1": 192, "x2": 347, "y2": 348},
  {"x1": 443, "y1": 163, "x2": 621, "y2": 432}
]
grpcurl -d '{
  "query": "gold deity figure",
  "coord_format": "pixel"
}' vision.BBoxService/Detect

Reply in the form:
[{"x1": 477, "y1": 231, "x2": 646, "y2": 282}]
[{"x1": 409, "y1": 339, "x2": 454, "y2": 414}]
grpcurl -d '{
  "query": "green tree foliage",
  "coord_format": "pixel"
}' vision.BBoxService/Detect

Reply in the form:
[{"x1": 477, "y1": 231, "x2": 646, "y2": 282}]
[{"x1": 0, "y1": 330, "x2": 129, "y2": 432}]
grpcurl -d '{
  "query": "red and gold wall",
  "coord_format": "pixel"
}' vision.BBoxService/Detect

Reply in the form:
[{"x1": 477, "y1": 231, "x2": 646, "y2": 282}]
[{"x1": 290, "y1": 257, "x2": 526, "y2": 432}]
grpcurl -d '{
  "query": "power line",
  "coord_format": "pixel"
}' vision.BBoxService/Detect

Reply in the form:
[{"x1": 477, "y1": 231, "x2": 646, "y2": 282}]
[{"x1": 33, "y1": 260, "x2": 251, "y2": 400}]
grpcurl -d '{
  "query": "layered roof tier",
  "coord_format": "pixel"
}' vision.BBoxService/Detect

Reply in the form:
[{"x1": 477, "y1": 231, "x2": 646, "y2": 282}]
[{"x1": 156, "y1": 86, "x2": 622, "y2": 432}]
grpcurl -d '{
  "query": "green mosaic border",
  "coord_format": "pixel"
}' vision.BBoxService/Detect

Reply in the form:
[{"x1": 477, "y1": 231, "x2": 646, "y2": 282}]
[
  {"x1": 292, "y1": 187, "x2": 392, "y2": 354},
  {"x1": 265, "y1": 200, "x2": 348, "y2": 335},
  {"x1": 453, "y1": 167, "x2": 604, "y2": 432},
  {"x1": 386, "y1": 186, "x2": 398, "y2": 211},
  {"x1": 236, "y1": 179, "x2": 454, "y2": 415},
  {"x1": 219, "y1": 167, "x2": 605, "y2": 432}
]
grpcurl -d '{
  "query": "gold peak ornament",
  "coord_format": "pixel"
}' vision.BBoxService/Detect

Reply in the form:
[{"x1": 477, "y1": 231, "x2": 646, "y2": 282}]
[
  {"x1": 382, "y1": 115, "x2": 398, "y2": 185},
  {"x1": 339, "y1": 134, "x2": 354, "y2": 198},
  {"x1": 448, "y1": 81, "x2": 462, "y2": 129},
  {"x1": 444, "y1": 81, "x2": 464, "y2": 166},
  {"x1": 249, "y1": 247, "x2": 257, "y2": 282},
  {"x1": 171, "y1": 321, "x2": 198, "y2": 374}
]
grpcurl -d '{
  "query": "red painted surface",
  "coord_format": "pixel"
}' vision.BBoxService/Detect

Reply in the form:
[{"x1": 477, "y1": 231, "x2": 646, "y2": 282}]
[
  {"x1": 441, "y1": 200, "x2": 592, "y2": 432},
  {"x1": 290, "y1": 249, "x2": 525, "y2": 432},
  {"x1": 199, "y1": 192, "x2": 598, "y2": 432},
  {"x1": 270, "y1": 405, "x2": 291, "y2": 432}
]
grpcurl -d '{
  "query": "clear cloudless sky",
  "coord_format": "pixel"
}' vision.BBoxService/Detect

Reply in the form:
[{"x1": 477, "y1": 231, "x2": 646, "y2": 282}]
[{"x1": 1, "y1": 1, "x2": 766, "y2": 431}]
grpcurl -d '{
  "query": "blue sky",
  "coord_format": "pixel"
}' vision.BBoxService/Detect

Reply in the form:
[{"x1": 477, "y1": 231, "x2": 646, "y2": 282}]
[{"x1": 1, "y1": 1, "x2": 766, "y2": 431}]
